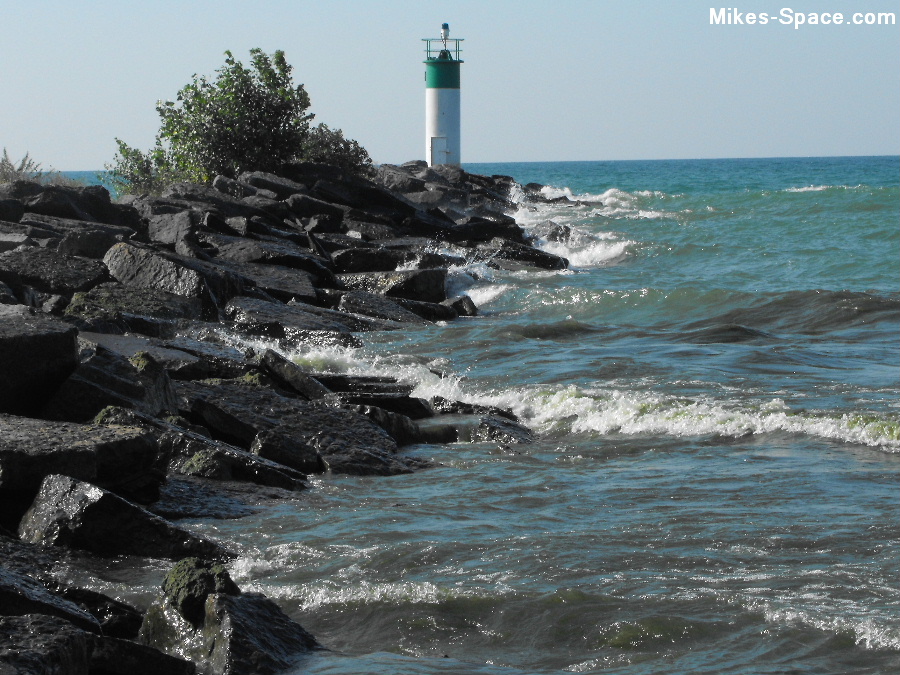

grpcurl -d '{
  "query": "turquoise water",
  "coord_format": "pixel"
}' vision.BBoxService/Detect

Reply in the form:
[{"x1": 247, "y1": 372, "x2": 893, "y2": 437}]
[{"x1": 81, "y1": 157, "x2": 900, "y2": 673}]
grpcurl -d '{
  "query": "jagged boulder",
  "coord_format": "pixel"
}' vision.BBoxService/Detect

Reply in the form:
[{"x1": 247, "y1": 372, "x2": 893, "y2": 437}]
[
  {"x1": 0, "y1": 614, "x2": 91, "y2": 675},
  {"x1": 139, "y1": 558, "x2": 318, "y2": 675},
  {"x1": 338, "y1": 290, "x2": 430, "y2": 324},
  {"x1": 0, "y1": 308, "x2": 78, "y2": 415},
  {"x1": 0, "y1": 566, "x2": 101, "y2": 633},
  {"x1": 258, "y1": 349, "x2": 334, "y2": 400},
  {"x1": 65, "y1": 282, "x2": 204, "y2": 336},
  {"x1": 337, "y1": 268, "x2": 447, "y2": 303},
  {"x1": 41, "y1": 346, "x2": 179, "y2": 423},
  {"x1": 224, "y1": 296, "x2": 360, "y2": 348},
  {"x1": 103, "y1": 243, "x2": 247, "y2": 316},
  {"x1": 0, "y1": 247, "x2": 108, "y2": 298},
  {"x1": 477, "y1": 237, "x2": 568, "y2": 270},
  {"x1": 211, "y1": 259, "x2": 318, "y2": 304},
  {"x1": 18, "y1": 474, "x2": 227, "y2": 560},
  {"x1": 237, "y1": 171, "x2": 309, "y2": 200},
  {"x1": 0, "y1": 413, "x2": 162, "y2": 528},
  {"x1": 175, "y1": 380, "x2": 422, "y2": 475},
  {"x1": 472, "y1": 416, "x2": 536, "y2": 444}
]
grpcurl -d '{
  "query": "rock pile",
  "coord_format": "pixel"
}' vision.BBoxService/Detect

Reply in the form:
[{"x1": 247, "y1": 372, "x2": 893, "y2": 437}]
[{"x1": 0, "y1": 161, "x2": 557, "y2": 674}]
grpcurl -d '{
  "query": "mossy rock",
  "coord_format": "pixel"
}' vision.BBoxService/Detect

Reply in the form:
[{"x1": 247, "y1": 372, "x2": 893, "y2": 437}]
[{"x1": 162, "y1": 557, "x2": 240, "y2": 628}]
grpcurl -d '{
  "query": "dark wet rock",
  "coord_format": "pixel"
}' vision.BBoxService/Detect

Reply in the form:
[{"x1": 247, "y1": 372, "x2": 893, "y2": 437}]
[
  {"x1": 237, "y1": 171, "x2": 309, "y2": 200},
  {"x1": 0, "y1": 229, "x2": 35, "y2": 253},
  {"x1": 224, "y1": 296, "x2": 360, "y2": 348},
  {"x1": 443, "y1": 294, "x2": 478, "y2": 317},
  {"x1": 337, "y1": 268, "x2": 447, "y2": 303},
  {"x1": 312, "y1": 177, "x2": 417, "y2": 217},
  {"x1": 0, "y1": 566, "x2": 101, "y2": 633},
  {"x1": 53, "y1": 586, "x2": 144, "y2": 640},
  {"x1": 449, "y1": 216, "x2": 527, "y2": 244},
  {"x1": 331, "y1": 246, "x2": 407, "y2": 272},
  {"x1": 149, "y1": 210, "x2": 196, "y2": 246},
  {"x1": 211, "y1": 175, "x2": 257, "y2": 199},
  {"x1": 0, "y1": 247, "x2": 108, "y2": 297},
  {"x1": 431, "y1": 397, "x2": 520, "y2": 422},
  {"x1": 87, "y1": 633, "x2": 197, "y2": 675},
  {"x1": 160, "y1": 336, "x2": 253, "y2": 380},
  {"x1": 259, "y1": 349, "x2": 334, "y2": 400},
  {"x1": 15, "y1": 213, "x2": 138, "y2": 258},
  {"x1": 339, "y1": 394, "x2": 433, "y2": 420},
  {"x1": 65, "y1": 282, "x2": 204, "y2": 336},
  {"x1": 394, "y1": 297, "x2": 458, "y2": 322},
  {"x1": 338, "y1": 290, "x2": 430, "y2": 324},
  {"x1": 18, "y1": 474, "x2": 227, "y2": 560},
  {"x1": 285, "y1": 192, "x2": 347, "y2": 220},
  {"x1": 198, "y1": 232, "x2": 333, "y2": 281},
  {"x1": 176, "y1": 380, "x2": 419, "y2": 475},
  {"x1": 41, "y1": 345, "x2": 179, "y2": 423},
  {"x1": 0, "y1": 181, "x2": 44, "y2": 201},
  {"x1": 302, "y1": 212, "x2": 344, "y2": 235},
  {"x1": 0, "y1": 279, "x2": 19, "y2": 304},
  {"x1": 0, "y1": 199, "x2": 25, "y2": 223},
  {"x1": 477, "y1": 237, "x2": 568, "y2": 270},
  {"x1": 103, "y1": 243, "x2": 247, "y2": 316},
  {"x1": 529, "y1": 220, "x2": 573, "y2": 243},
  {"x1": 341, "y1": 404, "x2": 424, "y2": 446},
  {"x1": 168, "y1": 430, "x2": 309, "y2": 489},
  {"x1": 375, "y1": 164, "x2": 428, "y2": 193},
  {"x1": 211, "y1": 259, "x2": 318, "y2": 305},
  {"x1": 239, "y1": 195, "x2": 292, "y2": 221},
  {"x1": 0, "y1": 614, "x2": 91, "y2": 675},
  {"x1": 0, "y1": 310, "x2": 78, "y2": 415},
  {"x1": 472, "y1": 416, "x2": 536, "y2": 444},
  {"x1": 76, "y1": 333, "x2": 206, "y2": 380},
  {"x1": 161, "y1": 183, "x2": 271, "y2": 221},
  {"x1": 139, "y1": 559, "x2": 318, "y2": 675},
  {"x1": 0, "y1": 413, "x2": 163, "y2": 527},
  {"x1": 311, "y1": 374, "x2": 414, "y2": 396}
]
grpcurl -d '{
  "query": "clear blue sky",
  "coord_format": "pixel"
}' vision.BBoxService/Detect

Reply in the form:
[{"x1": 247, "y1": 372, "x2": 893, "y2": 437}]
[{"x1": 2, "y1": 1, "x2": 898, "y2": 169}]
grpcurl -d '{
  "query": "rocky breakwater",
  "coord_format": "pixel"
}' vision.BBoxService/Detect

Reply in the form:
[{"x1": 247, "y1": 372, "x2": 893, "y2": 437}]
[{"x1": 0, "y1": 161, "x2": 559, "y2": 674}]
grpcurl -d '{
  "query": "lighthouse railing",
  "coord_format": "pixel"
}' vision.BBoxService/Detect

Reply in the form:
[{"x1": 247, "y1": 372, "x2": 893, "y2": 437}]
[{"x1": 422, "y1": 38, "x2": 464, "y2": 61}]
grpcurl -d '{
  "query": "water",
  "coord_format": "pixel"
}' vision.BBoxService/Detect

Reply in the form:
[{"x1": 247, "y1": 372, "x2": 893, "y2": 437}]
[{"x1": 83, "y1": 157, "x2": 900, "y2": 673}]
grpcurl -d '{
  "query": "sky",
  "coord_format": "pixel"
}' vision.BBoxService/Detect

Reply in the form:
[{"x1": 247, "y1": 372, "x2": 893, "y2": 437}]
[{"x1": 1, "y1": 1, "x2": 898, "y2": 169}]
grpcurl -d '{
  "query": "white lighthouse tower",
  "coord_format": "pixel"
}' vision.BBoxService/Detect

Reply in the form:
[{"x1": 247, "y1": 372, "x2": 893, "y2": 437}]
[{"x1": 423, "y1": 23, "x2": 463, "y2": 166}]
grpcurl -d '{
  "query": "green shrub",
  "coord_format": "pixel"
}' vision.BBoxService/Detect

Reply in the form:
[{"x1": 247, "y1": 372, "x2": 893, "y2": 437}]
[{"x1": 107, "y1": 49, "x2": 371, "y2": 195}]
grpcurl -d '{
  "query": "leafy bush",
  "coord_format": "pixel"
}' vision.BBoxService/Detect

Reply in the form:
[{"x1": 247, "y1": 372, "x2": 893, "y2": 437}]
[{"x1": 107, "y1": 49, "x2": 371, "y2": 195}]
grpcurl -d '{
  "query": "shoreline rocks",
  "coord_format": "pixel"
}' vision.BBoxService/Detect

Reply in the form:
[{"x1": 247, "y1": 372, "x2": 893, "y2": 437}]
[{"x1": 0, "y1": 161, "x2": 556, "y2": 674}]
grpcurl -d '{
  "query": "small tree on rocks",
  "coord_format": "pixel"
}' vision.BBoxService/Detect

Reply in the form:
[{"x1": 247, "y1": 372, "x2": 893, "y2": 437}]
[{"x1": 107, "y1": 49, "x2": 371, "y2": 195}]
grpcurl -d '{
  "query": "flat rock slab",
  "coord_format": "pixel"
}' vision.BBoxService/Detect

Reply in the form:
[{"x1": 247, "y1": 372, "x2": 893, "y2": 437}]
[
  {"x1": 78, "y1": 332, "x2": 206, "y2": 380},
  {"x1": 338, "y1": 290, "x2": 429, "y2": 324},
  {"x1": 337, "y1": 268, "x2": 447, "y2": 303},
  {"x1": 212, "y1": 259, "x2": 318, "y2": 304},
  {"x1": 199, "y1": 232, "x2": 333, "y2": 280},
  {"x1": 65, "y1": 282, "x2": 204, "y2": 335},
  {"x1": 0, "y1": 310, "x2": 78, "y2": 415},
  {"x1": 0, "y1": 614, "x2": 91, "y2": 675},
  {"x1": 18, "y1": 474, "x2": 227, "y2": 560},
  {"x1": 176, "y1": 380, "x2": 422, "y2": 476},
  {"x1": 0, "y1": 413, "x2": 159, "y2": 498},
  {"x1": 0, "y1": 247, "x2": 108, "y2": 296},
  {"x1": 224, "y1": 296, "x2": 361, "y2": 349}
]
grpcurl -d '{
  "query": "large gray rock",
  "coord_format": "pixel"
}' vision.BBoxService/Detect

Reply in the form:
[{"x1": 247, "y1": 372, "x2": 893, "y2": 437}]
[
  {"x1": 64, "y1": 282, "x2": 204, "y2": 336},
  {"x1": 0, "y1": 309, "x2": 78, "y2": 415},
  {"x1": 103, "y1": 243, "x2": 247, "y2": 315},
  {"x1": 224, "y1": 296, "x2": 360, "y2": 349},
  {"x1": 18, "y1": 474, "x2": 227, "y2": 560},
  {"x1": 0, "y1": 247, "x2": 108, "y2": 297},
  {"x1": 477, "y1": 237, "x2": 569, "y2": 270},
  {"x1": 0, "y1": 413, "x2": 162, "y2": 528},
  {"x1": 284, "y1": 192, "x2": 347, "y2": 220},
  {"x1": 139, "y1": 558, "x2": 318, "y2": 675},
  {"x1": 176, "y1": 380, "x2": 422, "y2": 475},
  {"x1": 337, "y1": 290, "x2": 430, "y2": 324},
  {"x1": 41, "y1": 345, "x2": 179, "y2": 423},
  {"x1": 198, "y1": 232, "x2": 333, "y2": 282},
  {"x1": 0, "y1": 614, "x2": 91, "y2": 675},
  {"x1": 331, "y1": 247, "x2": 410, "y2": 273},
  {"x1": 76, "y1": 332, "x2": 207, "y2": 380},
  {"x1": 161, "y1": 183, "x2": 272, "y2": 221},
  {"x1": 211, "y1": 259, "x2": 318, "y2": 304},
  {"x1": 148, "y1": 210, "x2": 196, "y2": 246},
  {"x1": 237, "y1": 171, "x2": 308, "y2": 200},
  {"x1": 0, "y1": 566, "x2": 101, "y2": 632},
  {"x1": 337, "y1": 268, "x2": 447, "y2": 303},
  {"x1": 258, "y1": 349, "x2": 334, "y2": 400}
]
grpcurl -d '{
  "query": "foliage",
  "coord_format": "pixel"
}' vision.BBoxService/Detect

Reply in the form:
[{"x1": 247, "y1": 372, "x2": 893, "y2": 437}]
[
  {"x1": 303, "y1": 123, "x2": 373, "y2": 176},
  {"x1": 107, "y1": 49, "x2": 371, "y2": 195},
  {"x1": 1, "y1": 148, "x2": 83, "y2": 186}
]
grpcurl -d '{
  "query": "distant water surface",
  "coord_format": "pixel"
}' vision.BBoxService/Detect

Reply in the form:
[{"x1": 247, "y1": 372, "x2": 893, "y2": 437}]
[{"x1": 72, "y1": 157, "x2": 899, "y2": 674}]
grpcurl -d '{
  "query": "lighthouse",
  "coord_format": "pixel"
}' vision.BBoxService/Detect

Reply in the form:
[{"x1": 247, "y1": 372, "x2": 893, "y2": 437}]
[{"x1": 423, "y1": 23, "x2": 463, "y2": 167}]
